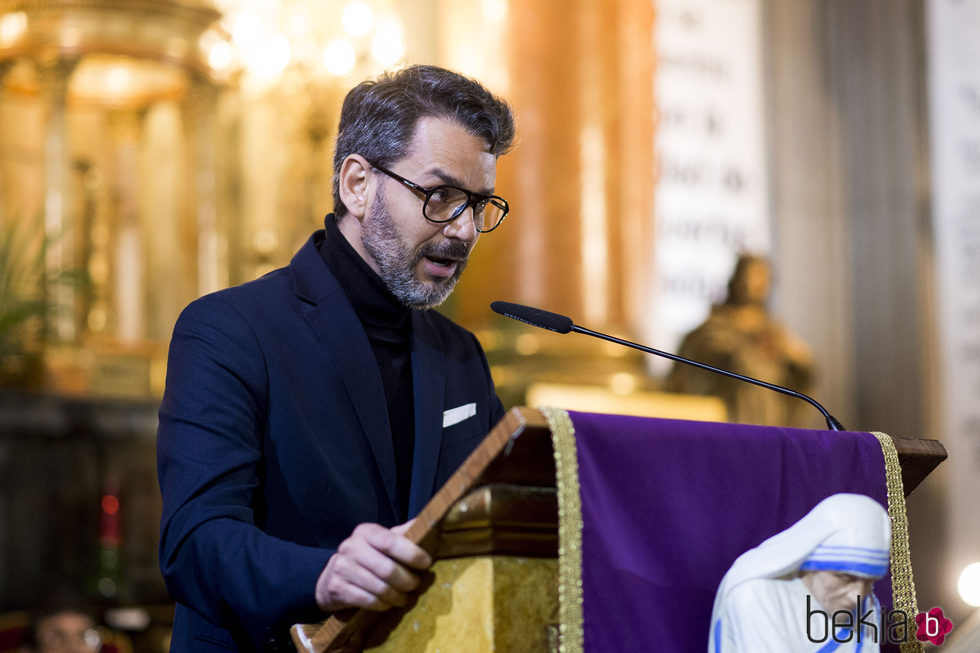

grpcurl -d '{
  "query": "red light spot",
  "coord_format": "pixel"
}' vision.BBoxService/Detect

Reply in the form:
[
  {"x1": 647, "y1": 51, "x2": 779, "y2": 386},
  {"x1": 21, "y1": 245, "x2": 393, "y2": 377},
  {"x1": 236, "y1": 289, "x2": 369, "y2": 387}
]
[{"x1": 102, "y1": 495, "x2": 120, "y2": 515}]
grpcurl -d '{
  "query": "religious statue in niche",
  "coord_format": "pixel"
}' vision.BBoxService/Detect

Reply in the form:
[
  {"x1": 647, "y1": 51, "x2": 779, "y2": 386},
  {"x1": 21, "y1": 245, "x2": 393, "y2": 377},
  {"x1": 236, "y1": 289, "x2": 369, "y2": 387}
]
[
  {"x1": 665, "y1": 254, "x2": 815, "y2": 426},
  {"x1": 708, "y1": 493, "x2": 891, "y2": 652}
]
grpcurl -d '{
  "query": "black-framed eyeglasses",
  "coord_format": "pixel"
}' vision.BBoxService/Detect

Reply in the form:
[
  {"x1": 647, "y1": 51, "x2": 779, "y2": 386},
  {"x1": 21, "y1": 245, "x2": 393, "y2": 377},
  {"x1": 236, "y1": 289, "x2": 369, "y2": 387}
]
[{"x1": 367, "y1": 160, "x2": 510, "y2": 233}]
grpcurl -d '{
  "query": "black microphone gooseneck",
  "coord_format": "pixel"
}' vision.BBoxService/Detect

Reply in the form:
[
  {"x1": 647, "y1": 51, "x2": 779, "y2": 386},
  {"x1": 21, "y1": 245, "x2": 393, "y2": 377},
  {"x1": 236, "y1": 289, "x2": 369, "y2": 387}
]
[{"x1": 490, "y1": 301, "x2": 846, "y2": 431}]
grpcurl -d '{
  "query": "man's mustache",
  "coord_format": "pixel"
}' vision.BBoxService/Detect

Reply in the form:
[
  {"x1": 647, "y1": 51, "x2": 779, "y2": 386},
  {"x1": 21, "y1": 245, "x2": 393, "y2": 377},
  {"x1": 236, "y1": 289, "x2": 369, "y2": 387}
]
[{"x1": 417, "y1": 240, "x2": 470, "y2": 262}]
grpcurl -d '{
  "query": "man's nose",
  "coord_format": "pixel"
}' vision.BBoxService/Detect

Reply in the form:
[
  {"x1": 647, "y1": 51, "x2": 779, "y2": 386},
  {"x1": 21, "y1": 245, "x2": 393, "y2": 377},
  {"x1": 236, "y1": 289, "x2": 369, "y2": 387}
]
[{"x1": 442, "y1": 205, "x2": 478, "y2": 242}]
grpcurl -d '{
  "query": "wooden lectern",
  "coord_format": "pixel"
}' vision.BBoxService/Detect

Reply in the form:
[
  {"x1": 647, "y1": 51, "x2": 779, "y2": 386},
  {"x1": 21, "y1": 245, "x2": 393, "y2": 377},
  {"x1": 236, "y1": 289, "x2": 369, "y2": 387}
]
[{"x1": 291, "y1": 407, "x2": 947, "y2": 653}]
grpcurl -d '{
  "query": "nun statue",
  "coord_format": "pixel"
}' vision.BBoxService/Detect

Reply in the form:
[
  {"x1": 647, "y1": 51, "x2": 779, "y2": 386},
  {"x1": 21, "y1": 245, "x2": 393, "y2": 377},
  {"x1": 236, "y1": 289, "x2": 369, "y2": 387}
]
[{"x1": 709, "y1": 493, "x2": 892, "y2": 652}]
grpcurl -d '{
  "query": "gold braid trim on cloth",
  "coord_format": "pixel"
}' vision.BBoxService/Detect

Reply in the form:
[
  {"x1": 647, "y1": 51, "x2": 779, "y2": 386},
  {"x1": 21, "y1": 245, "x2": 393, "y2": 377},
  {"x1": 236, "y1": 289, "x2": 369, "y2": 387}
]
[
  {"x1": 541, "y1": 406, "x2": 584, "y2": 653},
  {"x1": 871, "y1": 431, "x2": 923, "y2": 653}
]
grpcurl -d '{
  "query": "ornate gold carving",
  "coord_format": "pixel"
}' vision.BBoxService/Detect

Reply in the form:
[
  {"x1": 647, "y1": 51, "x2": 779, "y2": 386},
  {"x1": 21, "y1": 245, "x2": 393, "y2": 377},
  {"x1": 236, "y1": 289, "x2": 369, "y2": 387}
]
[{"x1": 0, "y1": 0, "x2": 221, "y2": 75}]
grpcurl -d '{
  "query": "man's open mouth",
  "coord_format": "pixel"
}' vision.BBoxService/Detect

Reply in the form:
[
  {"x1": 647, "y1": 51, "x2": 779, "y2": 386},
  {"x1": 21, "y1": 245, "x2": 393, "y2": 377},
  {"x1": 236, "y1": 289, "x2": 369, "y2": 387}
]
[{"x1": 425, "y1": 254, "x2": 460, "y2": 268}]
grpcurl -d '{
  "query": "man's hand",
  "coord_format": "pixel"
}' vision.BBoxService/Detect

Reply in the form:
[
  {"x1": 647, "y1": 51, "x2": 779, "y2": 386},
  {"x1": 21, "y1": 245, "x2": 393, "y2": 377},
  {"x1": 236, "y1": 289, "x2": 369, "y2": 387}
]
[{"x1": 315, "y1": 521, "x2": 432, "y2": 612}]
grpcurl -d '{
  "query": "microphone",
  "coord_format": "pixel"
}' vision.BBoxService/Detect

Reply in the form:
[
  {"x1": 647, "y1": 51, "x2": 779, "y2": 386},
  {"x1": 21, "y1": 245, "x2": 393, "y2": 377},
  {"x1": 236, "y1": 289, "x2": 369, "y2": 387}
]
[{"x1": 490, "y1": 301, "x2": 846, "y2": 431}]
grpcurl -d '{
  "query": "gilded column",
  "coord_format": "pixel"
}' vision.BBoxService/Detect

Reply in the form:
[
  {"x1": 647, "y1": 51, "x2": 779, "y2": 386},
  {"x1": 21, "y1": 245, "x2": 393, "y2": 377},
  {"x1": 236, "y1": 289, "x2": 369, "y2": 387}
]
[
  {"x1": 182, "y1": 82, "x2": 225, "y2": 298},
  {"x1": 106, "y1": 108, "x2": 147, "y2": 345},
  {"x1": 38, "y1": 57, "x2": 80, "y2": 345}
]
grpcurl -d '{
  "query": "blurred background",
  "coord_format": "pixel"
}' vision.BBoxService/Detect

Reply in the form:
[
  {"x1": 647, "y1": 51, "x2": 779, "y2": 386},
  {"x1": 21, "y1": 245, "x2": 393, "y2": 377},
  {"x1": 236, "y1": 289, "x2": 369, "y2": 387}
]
[{"x1": 0, "y1": 0, "x2": 978, "y2": 650}]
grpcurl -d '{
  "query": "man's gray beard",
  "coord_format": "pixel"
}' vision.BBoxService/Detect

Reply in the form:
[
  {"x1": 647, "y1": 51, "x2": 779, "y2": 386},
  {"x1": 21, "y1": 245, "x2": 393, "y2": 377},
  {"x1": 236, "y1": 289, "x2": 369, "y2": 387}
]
[{"x1": 360, "y1": 189, "x2": 469, "y2": 310}]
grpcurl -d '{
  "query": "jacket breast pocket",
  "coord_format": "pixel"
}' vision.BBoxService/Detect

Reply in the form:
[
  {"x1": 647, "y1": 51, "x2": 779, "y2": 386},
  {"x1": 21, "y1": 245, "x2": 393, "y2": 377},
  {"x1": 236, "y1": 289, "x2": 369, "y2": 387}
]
[{"x1": 438, "y1": 420, "x2": 485, "y2": 473}]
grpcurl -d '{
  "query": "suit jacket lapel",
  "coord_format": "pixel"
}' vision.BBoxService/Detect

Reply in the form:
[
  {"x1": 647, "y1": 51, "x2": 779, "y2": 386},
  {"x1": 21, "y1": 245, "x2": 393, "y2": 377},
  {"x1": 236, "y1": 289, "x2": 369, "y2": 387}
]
[
  {"x1": 407, "y1": 311, "x2": 446, "y2": 517},
  {"x1": 290, "y1": 234, "x2": 401, "y2": 520}
]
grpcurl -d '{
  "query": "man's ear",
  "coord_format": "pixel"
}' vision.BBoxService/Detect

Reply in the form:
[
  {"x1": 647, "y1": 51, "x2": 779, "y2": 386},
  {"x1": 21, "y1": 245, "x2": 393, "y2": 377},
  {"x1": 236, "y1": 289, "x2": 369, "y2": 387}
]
[{"x1": 338, "y1": 155, "x2": 372, "y2": 219}]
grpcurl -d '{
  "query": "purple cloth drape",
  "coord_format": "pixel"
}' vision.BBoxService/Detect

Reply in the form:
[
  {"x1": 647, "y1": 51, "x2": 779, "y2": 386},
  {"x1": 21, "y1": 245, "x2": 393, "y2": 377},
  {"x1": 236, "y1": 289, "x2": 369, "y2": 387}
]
[{"x1": 568, "y1": 411, "x2": 893, "y2": 652}]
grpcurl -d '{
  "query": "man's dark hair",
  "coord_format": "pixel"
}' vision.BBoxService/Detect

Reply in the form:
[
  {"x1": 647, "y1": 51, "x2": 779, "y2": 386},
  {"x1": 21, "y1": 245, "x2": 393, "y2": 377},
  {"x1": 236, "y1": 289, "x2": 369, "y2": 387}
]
[
  {"x1": 26, "y1": 584, "x2": 98, "y2": 649},
  {"x1": 332, "y1": 64, "x2": 516, "y2": 217}
]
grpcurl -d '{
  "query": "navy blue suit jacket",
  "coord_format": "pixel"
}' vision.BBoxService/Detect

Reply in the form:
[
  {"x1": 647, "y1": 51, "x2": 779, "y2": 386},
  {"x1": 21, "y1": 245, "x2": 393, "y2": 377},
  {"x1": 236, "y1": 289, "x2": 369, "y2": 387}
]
[{"x1": 157, "y1": 231, "x2": 505, "y2": 651}]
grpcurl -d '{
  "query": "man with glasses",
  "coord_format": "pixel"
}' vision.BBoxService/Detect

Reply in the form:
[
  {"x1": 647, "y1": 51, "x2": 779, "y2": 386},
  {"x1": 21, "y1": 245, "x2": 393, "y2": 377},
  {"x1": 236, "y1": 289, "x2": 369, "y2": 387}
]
[{"x1": 157, "y1": 65, "x2": 515, "y2": 651}]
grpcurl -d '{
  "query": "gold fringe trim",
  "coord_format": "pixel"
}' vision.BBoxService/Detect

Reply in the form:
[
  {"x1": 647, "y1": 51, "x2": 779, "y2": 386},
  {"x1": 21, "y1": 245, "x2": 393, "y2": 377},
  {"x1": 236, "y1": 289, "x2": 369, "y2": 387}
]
[
  {"x1": 870, "y1": 431, "x2": 922, "y2": 653},
  {"x1": 541, "y1": 406, "x2": 584, "y2": 653}
]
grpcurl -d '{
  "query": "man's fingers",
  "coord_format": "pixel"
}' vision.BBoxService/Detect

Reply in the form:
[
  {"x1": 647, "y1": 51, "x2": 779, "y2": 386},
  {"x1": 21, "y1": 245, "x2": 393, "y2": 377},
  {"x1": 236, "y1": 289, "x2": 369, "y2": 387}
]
[
  {"x1": 334, "y1": 583, "x2": 397, "y2": 612},
  {"x1": 390, "y1": 519, "x2": 415, "y2": 536},
  {"x1": 336, "y1": 559, "x2": 411, "y2": 608},
  {"x1": 338, "y1": 541, "x2": 422, "y2": 594},
  {"x1": 358, "y1": 523, "x2": 432, "y2": 570},
  {"x1": 316, "y1": 523, "x2": 433, "y2": 612},
  {"x1": 318, "y1": 548, "x2": 409, "y2": 612}
]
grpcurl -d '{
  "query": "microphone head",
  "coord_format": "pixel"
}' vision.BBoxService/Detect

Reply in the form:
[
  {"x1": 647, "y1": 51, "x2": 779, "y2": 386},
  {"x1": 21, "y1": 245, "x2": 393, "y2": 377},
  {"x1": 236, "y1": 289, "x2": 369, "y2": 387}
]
[{"x1": 490, "y1": 301, "x2": 574, "y2": 334}]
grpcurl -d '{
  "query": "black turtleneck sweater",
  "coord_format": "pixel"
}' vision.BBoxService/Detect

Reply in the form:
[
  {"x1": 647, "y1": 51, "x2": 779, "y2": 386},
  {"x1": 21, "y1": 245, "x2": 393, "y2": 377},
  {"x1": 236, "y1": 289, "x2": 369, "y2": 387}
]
[{"x1": 318, "y1": 214, "x2": 415, "y2": 520}]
